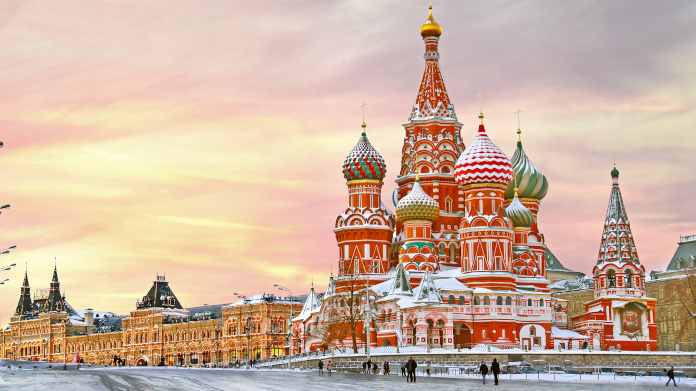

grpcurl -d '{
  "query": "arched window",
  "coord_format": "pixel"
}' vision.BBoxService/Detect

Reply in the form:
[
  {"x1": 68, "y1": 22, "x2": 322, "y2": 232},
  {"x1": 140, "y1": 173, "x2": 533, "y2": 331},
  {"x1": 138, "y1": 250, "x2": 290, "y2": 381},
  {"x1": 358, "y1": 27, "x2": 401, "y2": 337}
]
[
  {"x1": 421, "y1": 130, "x2": 427, "y2": 139},
  {"x1": 474, "y1": 297, "x2": 480, "y2": 305},
  {"x1": 506, "y1": 296, "x2": 512, "y2": 306},
  {"x1": 445, "y1": 198, "x2": 452, "y2": 213},
  {"x1": 607, "y1": 269, "x2": 616, "y2": 288},
  {"x1": 540, "y1": 299, "x2": 545, "y2": 307},
  {"x1": 442, "y1": 167, "x2": 450, "y2": 174},
  {"x1": 458, "y1": 296, "x2": 464, "y2": 305},
  {"x1": 448, "y1": 295, "x2": 454, "y2": 305},
  {"x1": 484, "y1": 296, "x2": 490, "y2": 306},
  {"x1": 496, "y1": 296, "x2": 503, "y2": 306},
  {"x1": 625, "y1": 269, "x2": 633, "y2": 288},
  {"x1": 530, "y1": 327, "x2": 536, "y2": 336},
  {"x1": 527, "y1": 298, "x2": 533, "y2": 307}
]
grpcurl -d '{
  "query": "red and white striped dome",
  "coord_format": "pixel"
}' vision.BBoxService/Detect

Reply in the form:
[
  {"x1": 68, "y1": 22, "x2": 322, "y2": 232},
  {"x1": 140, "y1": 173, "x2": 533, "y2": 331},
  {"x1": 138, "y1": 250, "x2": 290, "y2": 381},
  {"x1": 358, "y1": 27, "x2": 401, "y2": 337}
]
[{"x1": 454, "y1": 122, "x2": 514, "y2": 186}]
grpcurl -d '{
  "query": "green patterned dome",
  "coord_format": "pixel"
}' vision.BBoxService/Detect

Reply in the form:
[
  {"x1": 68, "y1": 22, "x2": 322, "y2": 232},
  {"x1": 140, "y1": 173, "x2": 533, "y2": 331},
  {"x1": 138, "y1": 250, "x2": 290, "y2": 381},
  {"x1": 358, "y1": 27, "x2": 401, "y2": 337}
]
[
  {"x1": 611, "y1": 166, "x2": 619, "y2": 177},
  {"x1": 505, "y1": 138, "x2": 549, "y2": 200},
  {"x1": 396, "y1": 180, "x2": 440, "y2": 222},
  {"x1": 505, "y1": 191, "x2": 534, "y2": 228},
  {"x1": 342, "y1": 125, "x2": 387, "y2": 182}
]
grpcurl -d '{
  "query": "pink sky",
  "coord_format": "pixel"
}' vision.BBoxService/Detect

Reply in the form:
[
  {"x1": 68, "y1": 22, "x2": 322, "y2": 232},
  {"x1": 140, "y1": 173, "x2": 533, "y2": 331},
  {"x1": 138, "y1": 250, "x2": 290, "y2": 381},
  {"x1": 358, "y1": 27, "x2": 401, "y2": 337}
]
[{"x1": 1, "y1": 1, "x2": 695, "y2": 320}]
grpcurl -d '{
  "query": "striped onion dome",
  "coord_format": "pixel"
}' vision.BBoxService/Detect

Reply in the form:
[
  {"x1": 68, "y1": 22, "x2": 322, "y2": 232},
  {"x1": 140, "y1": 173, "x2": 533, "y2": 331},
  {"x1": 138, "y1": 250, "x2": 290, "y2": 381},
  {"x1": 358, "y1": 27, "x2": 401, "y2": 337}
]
[
  {"x1": 454, "y1": 117, "x2": 514, "y2": 186},
  {"x1": 342, "y1": 124, "x2": 386, "y2": 182},
  {"x1": 504, "y1": 135, "x2": 549, "y2": 200},
  {"x1": 505, "y1": 190, "x2": 534, "y2": 228},
  {"x1": 396, "y1": 179, "x2": 439, "y2": 222}
]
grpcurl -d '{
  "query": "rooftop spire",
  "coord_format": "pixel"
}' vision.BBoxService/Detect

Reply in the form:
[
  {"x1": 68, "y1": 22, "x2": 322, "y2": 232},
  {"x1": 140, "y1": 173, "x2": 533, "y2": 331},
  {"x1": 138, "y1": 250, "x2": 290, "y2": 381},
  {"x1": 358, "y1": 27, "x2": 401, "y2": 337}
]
[
  {"x1": 477, "y1": 92, "x2": 485, "y2": 126},
  {"x1": 409, "y1": 5, "x2": 456, "y2": 121},
  {"x1": 360, "y1": 102, "x2": 367, "y2": 135}
]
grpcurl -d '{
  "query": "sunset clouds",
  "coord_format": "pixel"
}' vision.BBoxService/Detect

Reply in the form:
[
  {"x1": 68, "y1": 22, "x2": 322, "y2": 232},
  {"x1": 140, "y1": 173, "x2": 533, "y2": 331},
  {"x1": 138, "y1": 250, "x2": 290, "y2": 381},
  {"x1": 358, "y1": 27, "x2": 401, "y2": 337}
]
[{"x1": 0, "y1": 0, "x2": 695, "y2": 317}]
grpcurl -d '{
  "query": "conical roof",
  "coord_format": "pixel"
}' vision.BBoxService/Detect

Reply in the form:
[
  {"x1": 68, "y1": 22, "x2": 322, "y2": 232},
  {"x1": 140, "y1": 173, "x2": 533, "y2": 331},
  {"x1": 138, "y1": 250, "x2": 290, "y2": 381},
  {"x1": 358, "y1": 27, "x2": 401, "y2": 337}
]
[
  {"x1": 455, "y1": 119, "x2": 514, "y2": 186},
  {"x1": 387, "y1": 263, "x2": 414, "y2": 296},
  {"x1": 295, "y1": 286, "x2": 321, "y2": 321},
  {"x1": 396, "y1": 179, "x2": 439, "y2": 222},
  {"x1": 504, "y1": 136, "x2": 548, "y2": 200},
  {"x1": 325, "y1": 275, "x2": 336, "y2": 297},
  {"x1": 596, "y1": 166, "x2": 640, "y2": 265},
  {"x1": 15, "y1": 271, "x2": 32, "y2": 317},
  {"x1": 342, "y1": 125, "x2": 386, "y2": 182},
  {"x1": 136, "y1": 275, "x2": 183, "y2": 310},
  {"x1": 413, "y1": 271, "x2": 442, "y2": 304}
]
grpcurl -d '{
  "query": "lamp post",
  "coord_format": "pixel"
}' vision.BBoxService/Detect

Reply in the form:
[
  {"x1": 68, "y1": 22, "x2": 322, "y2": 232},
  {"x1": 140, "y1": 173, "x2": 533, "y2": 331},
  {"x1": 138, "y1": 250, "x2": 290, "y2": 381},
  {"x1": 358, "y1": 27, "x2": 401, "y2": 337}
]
[
  {"x1": 215, "y1": 321, "x2": 223, "y2": 367},
  {"x1": 235, "y1": 293, "x2": 253, "y2": 366},
  {"x1": 273, "y1": 284, "x2": 293, "y2": 302}
]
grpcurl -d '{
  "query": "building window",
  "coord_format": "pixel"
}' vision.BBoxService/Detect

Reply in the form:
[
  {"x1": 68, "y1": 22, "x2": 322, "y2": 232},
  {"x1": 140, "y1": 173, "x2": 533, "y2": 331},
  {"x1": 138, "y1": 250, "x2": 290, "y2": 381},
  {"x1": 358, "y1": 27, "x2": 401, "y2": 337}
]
[
  {"x1": 528, "y1": 298, "x2": 532, "y2": 307},
  {"x1": 474, "y1": 297, "x2": 480, "y2": 305},
  {"x1": 506, "y1": 296, "x2": 512, "y2": 306},
  {"x1": 625, "y1": 269, "x2": 633, "y2": 288},
  {"x1": 448, "y1": 295, "x2": 454, "y2": 305},
  {"x1": 458, "y1": 296, "x2": 464, "y2": 305},
  {"x1": 608, "y1": 270, "x2": 616, "y2": 288},
  {"x1": 540, "y1": 299, "x2": 545, "y2": 307},
  {"x1": 445, "y1": 198, "x2": 452, "y2": 213},
  {"x1": 484, "y1": 296, "x2": 490, "y2": 306},
  {"x1": 530, "y1": 327, "x2": 536, "y2": 336},
  {"x1": 496, "y1": 296, "x2": 502, "y2": 306}
]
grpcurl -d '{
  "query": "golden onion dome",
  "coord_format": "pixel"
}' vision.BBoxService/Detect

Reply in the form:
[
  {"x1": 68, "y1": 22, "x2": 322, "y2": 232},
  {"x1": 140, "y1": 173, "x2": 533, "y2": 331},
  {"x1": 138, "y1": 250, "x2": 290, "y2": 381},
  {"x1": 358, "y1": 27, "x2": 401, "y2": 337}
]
[{"x1": 420, "y1": 5, "x2": 442, "y2": 38}]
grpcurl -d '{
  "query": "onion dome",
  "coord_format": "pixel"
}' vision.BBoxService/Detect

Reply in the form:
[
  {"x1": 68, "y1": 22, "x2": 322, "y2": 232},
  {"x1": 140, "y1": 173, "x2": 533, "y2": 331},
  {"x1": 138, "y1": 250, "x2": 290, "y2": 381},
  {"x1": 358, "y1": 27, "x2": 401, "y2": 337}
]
[
  {"x1": 396, "y1": 179, "x2": 439, "y2": 222},
  {"x1": 420, "y1": 5, "x2": 442, "y2": 38},
  {"x1": 505, "y1": 189, "x2": 534, "y2": 228},
  {"x1": 611, "y1": 166, "x2": 620, "y2": 177},
  {"x1": 342, "y1": 123, "x2": 386, "y2": 182},
  {"x1": 504, "y1": 131, "x2": 549, "y2": 200},
  {"x1": 454, "y1": 115, "x2": 514, "y2": 186}
]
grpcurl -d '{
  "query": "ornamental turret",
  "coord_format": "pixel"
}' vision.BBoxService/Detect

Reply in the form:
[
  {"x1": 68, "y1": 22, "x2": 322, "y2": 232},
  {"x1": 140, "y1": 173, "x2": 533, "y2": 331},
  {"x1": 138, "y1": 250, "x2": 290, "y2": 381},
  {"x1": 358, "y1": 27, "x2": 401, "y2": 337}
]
[
  {"x1": 504, "y1": 126, "x2": 550, "y2": 285},
  {"x1": 593, "y1": 166, "x2": 646, "y2": 299},
  {"x1": 455, "y1": 111, "x2": 516, "y2": 290},
  {"x1": 47, "y1": 264, "x2": 67, "y2": 312},
  {"x1": 396, "y1": 175, "x2": 440, "y2": 272},
  {"x1": 395, "y1": 5, "x2": 466, "y2": 270},
  {"x1": 335, "y1": 122, "x2": 394, "y2": 288},
  {"x1": 14, "y1": 269, "x2": 32, "y2": 317}
]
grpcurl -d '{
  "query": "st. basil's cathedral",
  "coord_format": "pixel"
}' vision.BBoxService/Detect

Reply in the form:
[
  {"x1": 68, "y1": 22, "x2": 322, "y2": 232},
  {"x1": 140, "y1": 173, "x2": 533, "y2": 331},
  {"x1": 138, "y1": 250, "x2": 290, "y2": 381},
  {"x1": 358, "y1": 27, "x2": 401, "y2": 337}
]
[{"x1": 291, "y1": 6, "x2": 657, "y2": 353}]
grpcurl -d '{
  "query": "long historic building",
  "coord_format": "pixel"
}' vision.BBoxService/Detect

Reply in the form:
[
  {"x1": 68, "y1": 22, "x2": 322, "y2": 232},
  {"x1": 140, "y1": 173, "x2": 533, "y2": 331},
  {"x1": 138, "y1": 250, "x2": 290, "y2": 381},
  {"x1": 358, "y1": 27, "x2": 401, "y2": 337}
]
[
  {"x1": 1, "y1": 270, "x2": 303, "y2": 365},
  {"x1": 291, "y1": 6, "x2": 587, "y2": 354}
]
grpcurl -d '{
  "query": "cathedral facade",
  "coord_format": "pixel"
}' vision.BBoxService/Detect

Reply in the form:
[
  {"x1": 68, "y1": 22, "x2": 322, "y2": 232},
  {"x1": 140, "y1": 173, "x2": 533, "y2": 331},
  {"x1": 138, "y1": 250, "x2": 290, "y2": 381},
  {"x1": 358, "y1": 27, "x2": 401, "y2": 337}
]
[{"x1": 291, "y1": 6, "x2": 589, "y2": 353}]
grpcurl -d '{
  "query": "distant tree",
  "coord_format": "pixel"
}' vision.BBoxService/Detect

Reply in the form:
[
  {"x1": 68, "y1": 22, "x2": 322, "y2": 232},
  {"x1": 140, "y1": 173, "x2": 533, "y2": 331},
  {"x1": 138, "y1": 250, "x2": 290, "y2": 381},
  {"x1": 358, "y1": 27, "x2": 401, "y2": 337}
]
[{"x1": 676, "y1": 269, "x2": 696, "y2": 347}]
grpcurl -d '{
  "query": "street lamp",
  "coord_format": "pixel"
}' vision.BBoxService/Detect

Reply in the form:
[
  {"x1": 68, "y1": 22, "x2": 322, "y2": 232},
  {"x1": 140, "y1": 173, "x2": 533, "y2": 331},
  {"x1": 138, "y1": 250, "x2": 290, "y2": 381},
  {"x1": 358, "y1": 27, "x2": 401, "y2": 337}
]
[
  {"x1": 273, "y1": 284, "x2": 293, "y2": 302},
  {"x1": 235, "y1": 293, "x2": 253, "y2": 366},
  {"x1": 0, "y1": 279, "x2": 9, "y2": 285}
]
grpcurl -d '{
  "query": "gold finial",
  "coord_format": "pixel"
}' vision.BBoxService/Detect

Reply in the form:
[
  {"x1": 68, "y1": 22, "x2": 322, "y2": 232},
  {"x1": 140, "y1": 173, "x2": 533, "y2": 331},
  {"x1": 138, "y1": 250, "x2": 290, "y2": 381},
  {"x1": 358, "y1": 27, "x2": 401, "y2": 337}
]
[
  {"x1": 360, "y1": 102, "x2": 367, "y2": 134},
  {"x1": 420, "y1": 3, "x2": 442, "y2": 38},
  {"x1": 513, "y1": 174, "x2": 519, "y2": 198},
  {"x1": 477, "y1": 92, "x2": 485, "y2": 124}
]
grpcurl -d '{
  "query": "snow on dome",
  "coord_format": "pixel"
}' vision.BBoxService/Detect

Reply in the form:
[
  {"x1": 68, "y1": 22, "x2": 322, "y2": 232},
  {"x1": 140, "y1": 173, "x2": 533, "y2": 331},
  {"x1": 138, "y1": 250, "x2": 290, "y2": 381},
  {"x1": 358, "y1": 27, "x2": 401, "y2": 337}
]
[
  {"x1": 342, "y1": 126, "x2": 386, "y2": 182},
  {"x1": 395, "y1": 180, "x2": 439, "y2": 222},
  {"x1": 505, "y1": 192, "x2": 534, "y2": 228},
  {"x1": 454, "y1": 122, "x2": 514, "y2": 186},
  {"x1": 504, "y1": 137, "x2": 548, "y2": 200}
]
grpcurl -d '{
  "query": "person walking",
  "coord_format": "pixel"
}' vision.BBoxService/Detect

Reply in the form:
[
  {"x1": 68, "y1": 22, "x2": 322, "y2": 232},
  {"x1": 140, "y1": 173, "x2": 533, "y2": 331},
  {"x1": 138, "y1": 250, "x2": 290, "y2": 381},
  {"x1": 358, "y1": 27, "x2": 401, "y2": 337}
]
[
  {"x1": 362, "y1": 360, "x2": 367, "y2": 374},
  {"x1": 407, "y1": 357, "x2": 418, "y2": 383},
  {"x1": 373, "y1": 361, "x2": 378, "y2": 374},
  {"x1": 480, "y1": 360, "x2": 489, "y2": 385},
  {"x1": 426, "y1": 361, "x2": 431, "y2": 377},
  {"x1": 318, "y1": 359, "x2": 324, "y2": 376},
  {"x1": 367, "y1": 359, "x2": 372, "y2": 374},
  {"x1": 664, "y1": 366, "x2": 677, "y2": 386},
  {"x1": 401, "y1": 361, "x2": 406, "y2": 376},
  {"x1": 384, "y1": 361, "x2": 390, "y2": 375},
  {"x1": 491, "y1": 358, "x2": 500, "y2": 385},
  {"x1": 327, "y1": 359, "x2": 332, "y2": 376}
]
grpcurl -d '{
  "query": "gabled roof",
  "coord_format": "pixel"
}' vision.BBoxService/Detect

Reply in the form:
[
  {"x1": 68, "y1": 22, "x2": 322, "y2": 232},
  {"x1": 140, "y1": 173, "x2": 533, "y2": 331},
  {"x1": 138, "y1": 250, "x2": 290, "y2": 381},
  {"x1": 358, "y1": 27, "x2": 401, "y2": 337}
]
[
  {"x1": 546, "y1": 247, "x2": 571, "y2": 271},
  {"x1": 665, "y1": 236, "x2": 696, "y2": 271}
]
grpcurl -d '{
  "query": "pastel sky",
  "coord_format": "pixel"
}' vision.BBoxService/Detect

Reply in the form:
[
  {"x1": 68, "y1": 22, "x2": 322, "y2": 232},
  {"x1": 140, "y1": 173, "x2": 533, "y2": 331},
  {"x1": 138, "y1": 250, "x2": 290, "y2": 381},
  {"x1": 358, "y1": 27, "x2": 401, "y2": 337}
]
[{"x1": 1, "y1": 0, "x2": 695, "y2": 321}]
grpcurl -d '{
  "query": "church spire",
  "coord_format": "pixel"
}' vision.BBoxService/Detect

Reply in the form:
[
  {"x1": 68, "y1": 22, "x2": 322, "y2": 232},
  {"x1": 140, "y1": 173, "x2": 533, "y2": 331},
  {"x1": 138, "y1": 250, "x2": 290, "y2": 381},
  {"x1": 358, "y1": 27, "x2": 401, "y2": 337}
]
[
  {"x1": 409, "y1": 5, "x2": 456, "y2": 121},
  {"x1": 15, "y1": 269, "x2": 32, "y2": 317},
  {"x1": 596, "y1": 165, "x2": 640, "y2": 265}
]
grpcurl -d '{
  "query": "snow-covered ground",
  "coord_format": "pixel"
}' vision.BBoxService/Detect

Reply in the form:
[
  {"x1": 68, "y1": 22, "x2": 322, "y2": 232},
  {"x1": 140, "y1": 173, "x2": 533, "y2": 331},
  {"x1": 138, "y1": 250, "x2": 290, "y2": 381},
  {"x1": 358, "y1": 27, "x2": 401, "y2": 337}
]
[{"x1": 0, "y1": 366, "x2": 693, "y2": 390}]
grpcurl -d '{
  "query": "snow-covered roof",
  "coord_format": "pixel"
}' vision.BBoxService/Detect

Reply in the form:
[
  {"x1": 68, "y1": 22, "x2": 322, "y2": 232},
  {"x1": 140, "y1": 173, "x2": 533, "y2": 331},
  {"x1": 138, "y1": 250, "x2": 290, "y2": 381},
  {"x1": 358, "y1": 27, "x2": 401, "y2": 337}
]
[
  {"x1": 387, "y1": 263, "x2": 413, "y2": 296},
  {"x1": 293, "y1": 288, "x2": 321, "y2": 322},
  {"x1": 551, "y1": 326, "x2": 587, "y2": 340},
  {"x1": 413, "y1": 271, "x2": 442, "y2": 304}
]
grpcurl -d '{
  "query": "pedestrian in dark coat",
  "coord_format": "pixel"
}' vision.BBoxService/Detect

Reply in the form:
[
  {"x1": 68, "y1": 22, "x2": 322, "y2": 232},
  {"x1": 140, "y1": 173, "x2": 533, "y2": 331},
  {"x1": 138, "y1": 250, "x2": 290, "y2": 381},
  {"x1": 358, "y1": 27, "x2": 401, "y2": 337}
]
[
  {"x1": 367, "y1": 359, "x2": 372, "y2": 374},
  {"x1": 383, "y1": 361, "x2": 390, "y2": 375},
  {"x1": 318, "y1": 359, "x2": 324, "y2": 376},
  {"x1": 406, "y1": 357, "x2": 418, "y2": 383},
  {"x1": 491, "y1": 358, "x2": 500, "y2": 385},
  {"x1": 664, "y1": 366, "x2": 677, "y2": 386},
  {"x1": 362, "y1": 360, "x2": 367, "y2": 374},
  {"x1": 372, "y1": 361, "x2": 378, "y2": 374},
  {"x1": 480, "y1": 360, "x2": 489, "y2": 385}
]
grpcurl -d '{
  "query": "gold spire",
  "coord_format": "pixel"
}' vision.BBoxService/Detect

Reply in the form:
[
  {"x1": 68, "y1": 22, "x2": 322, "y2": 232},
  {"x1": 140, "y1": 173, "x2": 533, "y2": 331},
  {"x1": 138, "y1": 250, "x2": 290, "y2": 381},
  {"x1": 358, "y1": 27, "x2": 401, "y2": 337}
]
[
  {"x1": 515, "y1": 108, "x2": 523, "y2": 142},
  {"x1": 514, "y1": 174, "x2": 519, "y2": 198},
  {"x1": 477, "y1": 92, "x2": 485, "y2": 124},
  {"x1": 420, "y1": 4, "x2": 442, "y2": 38}
]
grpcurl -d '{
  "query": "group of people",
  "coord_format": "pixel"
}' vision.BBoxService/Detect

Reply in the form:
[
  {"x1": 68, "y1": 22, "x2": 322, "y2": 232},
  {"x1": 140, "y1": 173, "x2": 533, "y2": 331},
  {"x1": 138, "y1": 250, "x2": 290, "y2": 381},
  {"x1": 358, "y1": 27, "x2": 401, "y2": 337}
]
[
  {"x1": 479, "y1": 358, "x2": 501, "y2": 385},
  {"x1": 317, "y1": 359, "x2": 332, "y2": 376}
]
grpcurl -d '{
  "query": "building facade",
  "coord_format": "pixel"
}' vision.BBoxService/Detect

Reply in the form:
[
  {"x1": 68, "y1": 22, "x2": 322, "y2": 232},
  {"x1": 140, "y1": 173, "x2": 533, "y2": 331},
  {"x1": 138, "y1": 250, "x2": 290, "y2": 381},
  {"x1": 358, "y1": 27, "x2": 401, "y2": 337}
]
[
  {"x1": 1, "y1": 271, "x2": 303, "y2": 365},
  {"x1": 291, "y1": 6, "x2": 586, "y2": 354}
]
